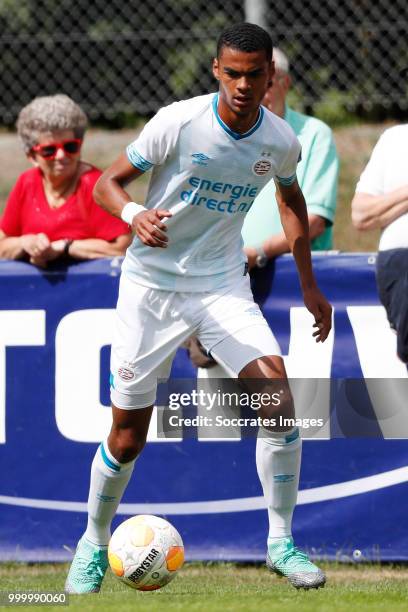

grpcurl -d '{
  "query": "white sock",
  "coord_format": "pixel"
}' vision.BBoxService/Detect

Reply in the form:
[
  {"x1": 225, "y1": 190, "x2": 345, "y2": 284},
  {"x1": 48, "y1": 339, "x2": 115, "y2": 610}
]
[
  {"x1": 256, "y1": 427, "x2": 302, "y2": 543},
  {"x1": 84, "y1": 440, "x2": 136, "y2": 546}
]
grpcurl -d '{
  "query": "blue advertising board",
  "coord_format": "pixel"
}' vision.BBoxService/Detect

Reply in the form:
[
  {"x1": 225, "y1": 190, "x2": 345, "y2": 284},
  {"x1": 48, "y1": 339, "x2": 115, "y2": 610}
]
[{"x1": 0, "y1": 254, "x2": 407, "y2": 562}]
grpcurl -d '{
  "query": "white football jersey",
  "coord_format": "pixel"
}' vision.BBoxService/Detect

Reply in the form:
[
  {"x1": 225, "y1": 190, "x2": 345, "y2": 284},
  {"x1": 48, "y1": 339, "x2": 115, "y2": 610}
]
[{"x1": 122, "y1": 93, "x2": 301, "y2": 291}]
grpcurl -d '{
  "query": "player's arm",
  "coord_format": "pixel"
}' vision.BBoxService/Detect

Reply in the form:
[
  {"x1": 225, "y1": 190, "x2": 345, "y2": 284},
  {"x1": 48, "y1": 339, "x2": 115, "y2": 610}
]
[
  {"x1": 351, "y1": 186, "x2": 408, "y2": 231},
  {"x1": 275, "y1": 179, "x2": 332, "y2": 342},
  {"x1": 93, "y1": 154, "x2": 171, "y2": 248}
]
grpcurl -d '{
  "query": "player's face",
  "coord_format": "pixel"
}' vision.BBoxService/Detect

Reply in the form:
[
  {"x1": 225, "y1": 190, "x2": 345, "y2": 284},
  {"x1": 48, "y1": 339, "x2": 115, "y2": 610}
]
[{"x1": 213, "y1": 47, "x2": 273, "y2": 117}]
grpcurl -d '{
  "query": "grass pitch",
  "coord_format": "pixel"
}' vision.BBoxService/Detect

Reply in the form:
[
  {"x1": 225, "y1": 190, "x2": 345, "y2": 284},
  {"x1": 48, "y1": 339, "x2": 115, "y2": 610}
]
[{"x1": 1, "y1": 562, "x2": 407, "y2": 612}]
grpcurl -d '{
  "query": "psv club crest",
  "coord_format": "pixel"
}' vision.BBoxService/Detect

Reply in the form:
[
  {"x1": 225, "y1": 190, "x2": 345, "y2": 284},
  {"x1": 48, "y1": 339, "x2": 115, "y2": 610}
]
[{"x1": 252, "y1": 158, "x2": 272, "y2": 176}]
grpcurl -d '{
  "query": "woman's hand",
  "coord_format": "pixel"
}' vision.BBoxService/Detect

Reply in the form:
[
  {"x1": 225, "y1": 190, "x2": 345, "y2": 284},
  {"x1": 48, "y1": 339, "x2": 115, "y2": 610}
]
[
  {"x1": 20, "y1": 233, "x2": 50, "y2": 257},
  {"x1": 24, "y1": 234, "x2": 66, "y2": 267}
]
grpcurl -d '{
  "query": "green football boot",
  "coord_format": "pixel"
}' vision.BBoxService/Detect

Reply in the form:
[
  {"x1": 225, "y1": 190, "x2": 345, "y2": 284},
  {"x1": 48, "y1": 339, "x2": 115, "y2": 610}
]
[
  {"x1": 65, "y1": 536, "x2": 108, "y2": 594},
  {"x1": 266, "y1": 536, "x2": 326, "y2": 590}
]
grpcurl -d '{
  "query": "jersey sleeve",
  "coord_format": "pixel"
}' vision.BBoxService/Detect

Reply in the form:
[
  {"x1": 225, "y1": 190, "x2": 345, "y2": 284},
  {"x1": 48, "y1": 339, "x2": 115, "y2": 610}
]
[
  {"x1": 78, "y1": 171, "x2": 131, "y2": 241},
  {"x1": 126, "y1": 103, "x2": 182, "y2": 172},
  {"x1": 275, "y1": 133, "x2": 302, "y2": 186},
  {"x1": 355, "y1": 131, "x2": 387, "y2": 195},
  {"x1": 0, "y1": 174, "x2": 25, "y2": 236}
]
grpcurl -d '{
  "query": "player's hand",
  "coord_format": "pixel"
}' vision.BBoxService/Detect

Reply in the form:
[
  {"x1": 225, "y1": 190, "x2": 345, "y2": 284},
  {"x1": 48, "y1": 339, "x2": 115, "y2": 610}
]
[
  {"x1": 244, "y1": 247, "x2": 258, "y2": 270},
  {"x1": 183, "y1": 336, "x2": 217, "y2": 368},
  {"x1": 133, "y1": 209, "x2": 172, "y2": 248},
  {"x1": 302, "y1": 286, "x2": 332, "y2": 343}
]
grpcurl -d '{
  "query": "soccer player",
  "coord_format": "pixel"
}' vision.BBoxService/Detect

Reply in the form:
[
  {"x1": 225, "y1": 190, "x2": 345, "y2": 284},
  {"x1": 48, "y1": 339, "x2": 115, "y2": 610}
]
[
  {"x1": 65, "y1": 23, "x2": 332, "y2": 593},
  {"x1": 243, "y1": 47, "x2": 339, "y2": 267}
]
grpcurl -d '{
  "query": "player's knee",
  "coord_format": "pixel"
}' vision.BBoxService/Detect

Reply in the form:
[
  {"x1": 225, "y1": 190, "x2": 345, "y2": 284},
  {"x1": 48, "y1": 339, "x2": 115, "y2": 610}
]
[
  {"x1": 251, "y1": 383, "x2": 293, "y2": 427},
  {"x1": 276, "y1": 386, "x2": 294, "y2": 415},
  {"x1": 263, "y1": 385, "x2": 294, "y2": 422},
  {"x1": 109, "y1": 428, "x2": 147, "y2": 463}
]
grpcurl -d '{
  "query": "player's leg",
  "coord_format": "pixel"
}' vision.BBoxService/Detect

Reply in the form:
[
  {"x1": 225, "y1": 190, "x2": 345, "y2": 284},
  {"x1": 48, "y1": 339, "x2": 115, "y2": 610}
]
[
  {"x1": 65, "y1": 404, "x2": 153, "y2": 594},
  {"x1": 198, "y1": 278, "x2": 325, "y2": 589},
  {"x1": 239, "y1": 354, "x2": 325, "y2": 589},
  {"x1": 66, "y1": 276, "x2": 192, "y2": 594},
  {"x1": 239, "y1": 354, "x2": 300, "y2": 541},
  {"x1": 85, "y1": 405, "x2": 153, "y2": 546}
]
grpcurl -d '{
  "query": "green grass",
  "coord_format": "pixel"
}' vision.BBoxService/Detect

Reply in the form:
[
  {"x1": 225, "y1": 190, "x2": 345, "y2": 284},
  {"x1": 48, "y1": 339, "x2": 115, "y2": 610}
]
[{"x1": 1, "y1": 562, "x2": 407, "y2": 611}]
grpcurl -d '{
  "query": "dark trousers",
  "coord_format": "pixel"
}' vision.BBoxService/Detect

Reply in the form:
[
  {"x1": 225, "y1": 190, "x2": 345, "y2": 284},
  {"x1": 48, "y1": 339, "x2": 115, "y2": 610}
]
[{"x1": 376, "y1": 248, "x2": 408, "y2": 364}]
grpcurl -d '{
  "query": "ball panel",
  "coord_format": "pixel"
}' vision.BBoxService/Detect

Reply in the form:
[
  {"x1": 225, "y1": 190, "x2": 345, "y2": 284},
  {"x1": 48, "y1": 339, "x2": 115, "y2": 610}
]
[
  {"x1": 130, "y1": 524, "x2": 155, "y2": 547},
  {"x1": 127, "y1": 515, "x2": 148, "y2": 525},
  {"x1": 108, "y1": 551, "x2": 124, "y2": 577},
  {"x1": 138, "y1": 584, "x2": 161, "y2": 591},
  {"x1": 166, "y1": 546, "x2": 185, "y2": 571}
]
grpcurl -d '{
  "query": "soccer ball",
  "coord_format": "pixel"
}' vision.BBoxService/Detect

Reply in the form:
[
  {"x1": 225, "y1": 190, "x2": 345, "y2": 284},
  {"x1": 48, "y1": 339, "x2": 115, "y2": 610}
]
[{"x1": 108, "y1": 514, "x2": 184, "y2": 591}]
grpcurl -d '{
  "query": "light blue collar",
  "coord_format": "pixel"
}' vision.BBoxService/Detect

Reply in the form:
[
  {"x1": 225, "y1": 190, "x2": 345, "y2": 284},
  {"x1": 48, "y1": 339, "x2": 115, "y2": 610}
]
[{"x1": 212, "y1": 93, "x2": 264, "y2": 140}]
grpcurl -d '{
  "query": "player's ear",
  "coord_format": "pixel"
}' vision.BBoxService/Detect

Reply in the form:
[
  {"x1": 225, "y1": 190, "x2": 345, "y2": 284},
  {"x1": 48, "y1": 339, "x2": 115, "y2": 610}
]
[
  {"x1": 212, "y1": 57, "x2": 220, "y2": 81},
  {"x1": 268, "y1": 60, "x2": 275, "y2": 85}
]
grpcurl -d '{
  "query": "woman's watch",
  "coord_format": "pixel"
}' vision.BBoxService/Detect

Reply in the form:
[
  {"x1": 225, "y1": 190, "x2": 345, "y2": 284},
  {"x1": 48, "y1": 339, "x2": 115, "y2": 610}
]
[{"x1": 255, "y1": 246, "x2": 268, "y2": 268}]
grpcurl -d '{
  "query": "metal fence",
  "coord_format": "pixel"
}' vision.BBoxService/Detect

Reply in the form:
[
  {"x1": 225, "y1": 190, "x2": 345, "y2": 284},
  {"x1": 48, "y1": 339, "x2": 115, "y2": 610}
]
[{"x1": 1, "y1": 0, "x2": 408, "y2": 124}]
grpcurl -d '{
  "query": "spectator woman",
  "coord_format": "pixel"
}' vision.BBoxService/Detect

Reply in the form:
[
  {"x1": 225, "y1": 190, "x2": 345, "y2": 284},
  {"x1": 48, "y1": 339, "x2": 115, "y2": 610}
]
[{"x1": 0, "y1": 95, "x2": 131, "y2": 266}]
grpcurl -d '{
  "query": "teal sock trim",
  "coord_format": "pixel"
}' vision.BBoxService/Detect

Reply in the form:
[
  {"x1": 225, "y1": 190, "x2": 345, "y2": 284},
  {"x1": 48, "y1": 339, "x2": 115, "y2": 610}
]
[
  {"x1": 285, "y1": 427, "x2": 299, "y2": 444},
  {"x1": 100, "y1": 443, "x2": 120, "y2": 472}
]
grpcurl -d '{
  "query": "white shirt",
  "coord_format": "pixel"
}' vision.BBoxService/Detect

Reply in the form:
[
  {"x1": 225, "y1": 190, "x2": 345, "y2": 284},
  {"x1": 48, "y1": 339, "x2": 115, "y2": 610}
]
[
  {"x1": 123, "y1": 93, "x2": 301, "y2": 291},
  {"x1": 356, "y1": 124, "x2": 408, "y2": 251}
]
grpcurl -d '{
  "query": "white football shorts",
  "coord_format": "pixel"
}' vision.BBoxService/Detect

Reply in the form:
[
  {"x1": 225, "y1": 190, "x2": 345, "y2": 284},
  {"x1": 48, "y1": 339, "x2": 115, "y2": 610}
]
[{"x1": 110, "y1": 273, "x2": 281, "y2": 409}]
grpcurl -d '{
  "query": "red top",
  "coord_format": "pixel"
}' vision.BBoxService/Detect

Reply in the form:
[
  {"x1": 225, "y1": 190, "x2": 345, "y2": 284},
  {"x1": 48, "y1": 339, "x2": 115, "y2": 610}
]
[{"x1": 0, "y1": 166, "x2": 129, "y2": 241}]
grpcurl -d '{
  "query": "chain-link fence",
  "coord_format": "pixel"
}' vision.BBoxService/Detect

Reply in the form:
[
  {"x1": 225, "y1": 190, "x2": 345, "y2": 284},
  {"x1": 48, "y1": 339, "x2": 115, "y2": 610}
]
[{"x1": 1, "y1": 0, "x2": 408, "y2": 124}]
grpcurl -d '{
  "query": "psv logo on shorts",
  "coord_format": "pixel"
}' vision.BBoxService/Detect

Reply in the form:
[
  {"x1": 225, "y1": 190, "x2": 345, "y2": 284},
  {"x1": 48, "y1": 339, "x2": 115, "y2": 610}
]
[
  {"x1": 252, "y1": 158, "x2": 272, "y2": 176},
  {"x1": 118, "y1": 367, "x2": 135, "y2": 381}
]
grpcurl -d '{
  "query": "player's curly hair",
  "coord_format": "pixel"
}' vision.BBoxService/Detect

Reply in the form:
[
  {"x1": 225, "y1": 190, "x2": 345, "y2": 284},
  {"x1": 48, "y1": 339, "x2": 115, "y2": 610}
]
[
  {"x1": 217, "y1": 22, "x2": 273, "y2": 61},
  {"x1": 16, "y1": 94, "x2": 88, "y2": 153}
]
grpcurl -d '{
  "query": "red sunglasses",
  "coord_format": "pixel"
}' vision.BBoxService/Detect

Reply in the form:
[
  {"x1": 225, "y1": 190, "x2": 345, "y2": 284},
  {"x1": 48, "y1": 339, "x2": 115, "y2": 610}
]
[{"x1": 31, "y1": 138, "x2": 82, "y2": 159}]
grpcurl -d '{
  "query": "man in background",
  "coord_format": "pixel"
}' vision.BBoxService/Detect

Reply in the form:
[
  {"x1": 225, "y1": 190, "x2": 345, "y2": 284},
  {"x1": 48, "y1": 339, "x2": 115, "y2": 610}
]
[
  {"x1": 352, "y1": 125, "x2": 408, "y2": 366},
  {"x1": 243, "y1": 48, "x2": 339, "y2": 269}
]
